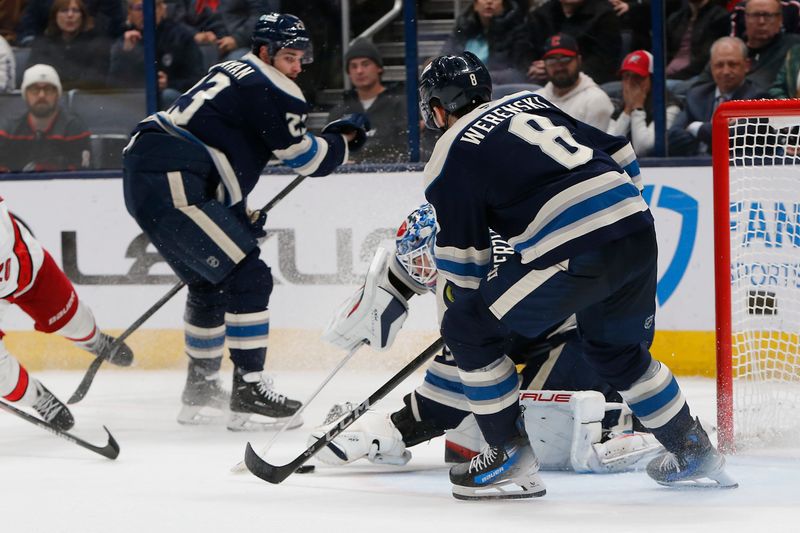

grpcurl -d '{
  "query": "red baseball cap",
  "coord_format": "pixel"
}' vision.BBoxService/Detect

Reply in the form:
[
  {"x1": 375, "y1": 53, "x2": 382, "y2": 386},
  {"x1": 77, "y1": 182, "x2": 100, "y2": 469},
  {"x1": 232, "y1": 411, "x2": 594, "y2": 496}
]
[
  {"x1": 619, "y1": 50, "x2": 653, "y2": 78},
  {"x1": 542, "y1": 33, "x2": 579, "y2": 59}
]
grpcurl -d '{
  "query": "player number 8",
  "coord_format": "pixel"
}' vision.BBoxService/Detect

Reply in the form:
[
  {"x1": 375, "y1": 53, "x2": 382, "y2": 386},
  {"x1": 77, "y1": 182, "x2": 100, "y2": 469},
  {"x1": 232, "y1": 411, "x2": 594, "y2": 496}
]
[{"x1": 508, "y1": 114, "x2": 592, "y2": 169}]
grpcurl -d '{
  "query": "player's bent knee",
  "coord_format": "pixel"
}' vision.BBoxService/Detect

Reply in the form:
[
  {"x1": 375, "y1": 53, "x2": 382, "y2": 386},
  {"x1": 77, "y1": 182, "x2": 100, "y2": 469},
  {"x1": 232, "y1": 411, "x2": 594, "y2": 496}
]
[{"x1": 228, "y1": 251, "x2": 273, "y2": 311}]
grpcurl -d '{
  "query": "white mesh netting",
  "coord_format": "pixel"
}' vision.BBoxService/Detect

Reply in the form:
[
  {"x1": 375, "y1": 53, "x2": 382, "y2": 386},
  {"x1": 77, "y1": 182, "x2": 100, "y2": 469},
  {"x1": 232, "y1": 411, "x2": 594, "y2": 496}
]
[{"x1": 727, "y1": 115, "x2": 800, "y2": 448}]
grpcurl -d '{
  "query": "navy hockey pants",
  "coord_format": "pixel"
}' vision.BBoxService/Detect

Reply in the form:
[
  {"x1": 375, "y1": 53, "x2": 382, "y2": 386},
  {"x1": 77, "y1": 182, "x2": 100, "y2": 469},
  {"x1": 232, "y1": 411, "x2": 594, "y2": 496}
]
[
  {"x1": 441, "y1": 226, "x2": 693, "y2": 449},
  {"x1": 122, "y1": 133, "x2": 272, "y2": 372}
]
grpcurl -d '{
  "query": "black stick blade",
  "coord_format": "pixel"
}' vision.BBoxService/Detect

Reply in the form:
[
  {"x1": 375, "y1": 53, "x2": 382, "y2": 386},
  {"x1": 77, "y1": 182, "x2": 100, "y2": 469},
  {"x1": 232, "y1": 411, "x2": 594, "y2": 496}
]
[{"x1": 244, "y1": 442, "x2": 301, "y2": 485}]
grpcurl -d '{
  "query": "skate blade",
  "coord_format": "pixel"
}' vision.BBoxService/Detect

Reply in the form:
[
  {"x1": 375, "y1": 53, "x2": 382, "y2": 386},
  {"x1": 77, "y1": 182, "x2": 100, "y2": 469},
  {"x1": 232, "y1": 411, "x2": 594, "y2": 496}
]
[
  {"x1": 452, "y1": 476, "x2": 547, "y2": 501},
  {"x1": 226, "y1": 411, "x2": 304, "y2": 432},
  {"x1": 177, "y1": 405, "x2": 227, "y2": 426},
  {"x1": 656, "y1": 470, "x2": 739, "y2": 489}
]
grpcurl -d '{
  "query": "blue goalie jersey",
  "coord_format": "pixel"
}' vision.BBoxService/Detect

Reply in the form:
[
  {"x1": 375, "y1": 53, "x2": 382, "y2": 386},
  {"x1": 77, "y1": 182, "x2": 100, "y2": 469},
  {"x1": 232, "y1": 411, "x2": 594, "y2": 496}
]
[
  {"x1": 132, "y1": 52, "x2": 348, "y2": 206},
  {"x1": 424, "y1": 91, "x2": 653, "y2": 290}
]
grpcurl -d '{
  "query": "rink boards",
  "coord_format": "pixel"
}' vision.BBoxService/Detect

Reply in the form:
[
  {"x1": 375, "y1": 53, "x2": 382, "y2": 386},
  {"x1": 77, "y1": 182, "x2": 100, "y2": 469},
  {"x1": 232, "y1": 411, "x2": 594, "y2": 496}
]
[{"x1": 1, "y1": 168, "x2": 716, "y2": 374}]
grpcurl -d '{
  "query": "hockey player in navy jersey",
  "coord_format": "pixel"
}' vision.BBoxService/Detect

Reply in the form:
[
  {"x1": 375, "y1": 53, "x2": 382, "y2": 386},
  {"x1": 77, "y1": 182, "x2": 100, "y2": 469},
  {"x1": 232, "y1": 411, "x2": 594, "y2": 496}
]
[
  {"x1": 122, "y1": 12, "x2": 369, "y2": 431},
  {"x1": 412, "y1": 52, "x2": 736, "y2": 499}
]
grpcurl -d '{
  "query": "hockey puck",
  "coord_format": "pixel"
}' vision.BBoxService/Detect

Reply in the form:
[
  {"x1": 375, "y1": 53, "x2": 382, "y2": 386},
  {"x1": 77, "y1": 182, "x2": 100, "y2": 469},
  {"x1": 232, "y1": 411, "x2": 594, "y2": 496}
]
[{"x1": 295, "y1": 465, "x2": 315, "y2": 474}]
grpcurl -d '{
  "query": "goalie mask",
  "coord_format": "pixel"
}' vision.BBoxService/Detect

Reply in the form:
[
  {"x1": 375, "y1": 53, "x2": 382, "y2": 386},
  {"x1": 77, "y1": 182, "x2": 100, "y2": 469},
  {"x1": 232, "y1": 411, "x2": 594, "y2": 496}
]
[{"x1": 395, "y1": 203, "x2": 438, "y2": 291}]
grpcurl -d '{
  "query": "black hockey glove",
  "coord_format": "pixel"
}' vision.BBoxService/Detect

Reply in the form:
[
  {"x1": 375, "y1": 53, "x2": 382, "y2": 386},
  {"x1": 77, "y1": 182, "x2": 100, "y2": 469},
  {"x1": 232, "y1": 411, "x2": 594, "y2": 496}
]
[
  {"x1": 322, "y1": 113, "x2": 371, "y2": 152},
  {"x1": 248, "y1": 208, "x2": 268, "y2": 244}
]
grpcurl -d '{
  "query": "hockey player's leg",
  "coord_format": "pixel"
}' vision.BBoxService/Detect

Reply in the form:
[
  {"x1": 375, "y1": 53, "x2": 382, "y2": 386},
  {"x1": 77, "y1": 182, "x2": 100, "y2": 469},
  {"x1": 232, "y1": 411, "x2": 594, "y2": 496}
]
[
  {"x1": 178, "y1": 282, "x2": 230, "y2": 425},
  {"x1": 16, "y1": 252, "x2": 133, "y2": 366},
  {"x1": 442, "y1": 293, "x2": 546, "y2": 500},
  {"x1": 224, "y1": 253, "x2": 302, "y2": 431},
  {"x1": 0, "y1": 338, "x2": 74, "y2": 430}
]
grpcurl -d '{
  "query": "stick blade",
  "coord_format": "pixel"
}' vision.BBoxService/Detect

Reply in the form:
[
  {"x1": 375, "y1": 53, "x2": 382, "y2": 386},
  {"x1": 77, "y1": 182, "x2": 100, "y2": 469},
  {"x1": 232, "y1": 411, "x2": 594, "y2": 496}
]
[{"x1": 243, "y1": 442, "x2": 296, "y2": 485}]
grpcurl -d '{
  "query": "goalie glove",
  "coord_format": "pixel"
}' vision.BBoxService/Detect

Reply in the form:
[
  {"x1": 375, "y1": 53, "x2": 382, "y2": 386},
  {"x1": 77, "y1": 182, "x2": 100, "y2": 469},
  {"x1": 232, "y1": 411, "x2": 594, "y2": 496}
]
[
  {"x1": 308, "y1": 404, "x2": 411, "y2": 466},
  {"x1": 323, "y1": 247, "x2": 409, "y2": 352},
  {"x1": 321, "y1": 113, "x2": 370, "y2": 152}
]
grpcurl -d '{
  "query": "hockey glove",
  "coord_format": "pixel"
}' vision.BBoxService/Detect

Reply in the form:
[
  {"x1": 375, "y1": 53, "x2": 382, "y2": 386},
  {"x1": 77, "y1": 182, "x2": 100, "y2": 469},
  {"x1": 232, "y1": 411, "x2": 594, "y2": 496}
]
[
  {"x1": 247, "y1": 208, "x2": 268, "y2": 244},
  {"x1": 322, "y1": 113, "x2": 371, "y2": 152},
  {"x1": 323, "y1": 247, "x2": 408, "y2": 352}
]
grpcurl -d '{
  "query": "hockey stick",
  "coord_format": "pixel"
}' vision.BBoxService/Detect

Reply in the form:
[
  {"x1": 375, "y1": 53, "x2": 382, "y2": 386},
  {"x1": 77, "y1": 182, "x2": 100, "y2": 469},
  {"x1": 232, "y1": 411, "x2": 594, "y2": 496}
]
[
  {"x1": 244, "y1": 337, "x2": 444, "y2": 485},
  {"x1": 67, "y1": 174, "x2": 308, "y2": 405},
  {"x1": 0, "y1": 399, "x2": 120, "y2": 459},
  {"x1": 230, "y1": 341, "x2": 365, "y2": 474}
]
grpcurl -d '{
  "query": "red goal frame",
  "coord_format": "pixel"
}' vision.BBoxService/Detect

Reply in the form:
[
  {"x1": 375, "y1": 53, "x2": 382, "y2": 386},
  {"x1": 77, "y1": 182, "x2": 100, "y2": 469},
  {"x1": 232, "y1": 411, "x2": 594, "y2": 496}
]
[{"x1": 712, "y1": 99, "x2": 800, "y2": 453}]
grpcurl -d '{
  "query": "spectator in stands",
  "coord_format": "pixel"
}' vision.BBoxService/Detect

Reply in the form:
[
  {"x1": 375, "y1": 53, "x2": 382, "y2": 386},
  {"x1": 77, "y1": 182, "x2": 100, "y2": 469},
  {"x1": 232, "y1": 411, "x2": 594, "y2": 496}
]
[
  {"x1": 217, "y1": 0, "x2": 270, "y2": 61},
  {"x1": 665, "y1": 0, "x2": 730, "y2": 84},
  {"x1": 17, "y1": 0, "x2": 124, "y2": 45},
  {"x1": 164, "y1": 0, "x2": 229, "y2": 46},
  {"x1": 0, "y1": 35, "x2": 14, "y2": 92},
  {"x1": 27, "y1": 0, "x2": 111, "y2": 90},
  {"x1": 329, "y1": 38, "x2": 407, "y2": 163},
  {"x1": 768, "y1": 41, "x2": 800, "y2": 96},
  {"x1": 517, "y1": 0, "x2": 622, "y2": 85},
  {"x1": 740, "y1": 0, "x2": 800, "y2": 91},
  {"x1": 534, "y1": 33, "x2": 615, "y2": 130},
  {"x1": 109, "y1": 0, "x2": 204, "y2": 109},
  {"x1": 730, "y1": 0, "x2": 800, "y2": 39},
  {"x1": 607, "y1": 50, "x2": 681, "y2": 157},
  {"x1": 667, "y1": 36, "x2": 766, "y2": 156},
  {"x1": 0, "y1": 64, "x2": 91, "y2": 172},
  {"x1": 441, "y1": 0, "x2": 527, "y2": 84},
  {"x1": 0, "y1": 0, "x2": 26, "y2": 44}
]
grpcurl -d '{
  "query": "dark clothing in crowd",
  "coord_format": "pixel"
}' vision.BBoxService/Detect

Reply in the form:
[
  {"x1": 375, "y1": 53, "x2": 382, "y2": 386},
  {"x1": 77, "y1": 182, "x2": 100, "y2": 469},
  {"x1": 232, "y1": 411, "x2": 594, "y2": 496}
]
[
  {"x1": 666, "y1": 0, "x2": 730, "y2": 80},
  {"x1": 0, "y1": 110, "x2": 91, "y2": 171},
  {"x1": 516, "y1": 0, "x2": 622, "y2": 85},
  {"x1": 667, "y1": 79, "x2": 766, "y2": 156},
  {"x1": 747, "y1": 32, "x2": 800, "y2": 92},
  {"x1": 17, "y1": 0, "x2": 125, "y2": 44},
  {"x1": 165, "y1": 0, "x2": 229, "y2": 38},
  {"x1": 329, "y1": 83, "x2": 409, "y2": 163},
  {"x1": 109, "y1": 18, "x2": 204, "y2": 93},
  {"x1": 27, "y1": 31, "x2": 111, "y2": 90},
  {"x1": 221, "y1": 0, "x2": 269, "y2": 48},
  {"x1": 442, "y1": 0, "x2": 527, "y2": 83}
]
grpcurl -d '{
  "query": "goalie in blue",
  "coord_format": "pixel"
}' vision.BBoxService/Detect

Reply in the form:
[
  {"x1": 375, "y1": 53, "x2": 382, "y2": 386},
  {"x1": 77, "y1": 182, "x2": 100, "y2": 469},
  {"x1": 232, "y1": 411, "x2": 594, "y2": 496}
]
[
  {"x1": 414, "y1": 52, "x2": 736, "y2": 499},
  {"x1": 122, "y1": 12, "x2": 368, "y2": 431}
]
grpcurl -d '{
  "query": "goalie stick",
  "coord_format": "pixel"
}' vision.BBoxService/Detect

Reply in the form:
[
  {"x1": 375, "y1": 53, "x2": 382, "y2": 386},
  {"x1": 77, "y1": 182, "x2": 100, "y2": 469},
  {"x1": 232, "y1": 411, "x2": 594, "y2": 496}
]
[
  {"x1": 243, "y1": 337, "x2": 444, "y2": 484},
  {"x1": 230, "y1": 341, "x2": 365, "y2": 473},
  {"x1": 0, "y1": 399, "x2": 120, "y2": 459},
  {"x1": 67, "y1": 174, "x2": 308, "y2": 405}
]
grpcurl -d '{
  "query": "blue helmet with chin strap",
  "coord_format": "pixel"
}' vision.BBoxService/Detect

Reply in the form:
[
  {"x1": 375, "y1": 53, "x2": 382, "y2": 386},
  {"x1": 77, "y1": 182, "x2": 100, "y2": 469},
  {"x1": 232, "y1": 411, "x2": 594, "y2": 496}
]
[
  {"x1": 418, "y1": 51, "x2": 492, "y2": 130},
  {"x1": 252, "y1": 12, "x2": 314, "y2": 64}
]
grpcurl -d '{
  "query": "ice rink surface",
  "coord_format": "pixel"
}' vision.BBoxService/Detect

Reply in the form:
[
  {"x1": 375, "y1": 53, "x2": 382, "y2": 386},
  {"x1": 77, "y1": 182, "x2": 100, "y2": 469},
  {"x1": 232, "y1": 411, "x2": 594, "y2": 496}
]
[{"x1": 2, "y1": 369, "x2": 799, "y2": 533}]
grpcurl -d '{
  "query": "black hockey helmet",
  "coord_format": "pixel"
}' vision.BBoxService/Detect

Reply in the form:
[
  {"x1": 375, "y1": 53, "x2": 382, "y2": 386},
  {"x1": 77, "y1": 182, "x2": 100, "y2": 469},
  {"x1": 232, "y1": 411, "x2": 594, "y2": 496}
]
[
  {"x1": 419, "y1": 51, "x2": 492, "y2": 130},
  {"x1": 252, "y1": 12, "x2": 313, "y2": 64}
]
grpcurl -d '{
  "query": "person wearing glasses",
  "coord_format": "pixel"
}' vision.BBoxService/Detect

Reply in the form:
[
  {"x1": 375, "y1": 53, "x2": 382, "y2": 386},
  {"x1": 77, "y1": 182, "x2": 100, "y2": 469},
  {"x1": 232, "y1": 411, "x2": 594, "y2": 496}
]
[
  {"x1": 0, "y1": 64, "x2": 91, "y2": 172},
  {"x1": 740, "y1": 0, "x2": 800, "y2": 91},
  {"x1": 26, "y1": 0, "x2": 111, "y2": 90},
  {"x1": 533, "y1": 33, "x2": 614, "y2": 130}
]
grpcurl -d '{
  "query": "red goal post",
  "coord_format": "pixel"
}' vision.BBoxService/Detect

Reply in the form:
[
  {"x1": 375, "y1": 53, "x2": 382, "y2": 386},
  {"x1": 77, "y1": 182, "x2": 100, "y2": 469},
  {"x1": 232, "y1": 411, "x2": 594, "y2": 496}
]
[{"x1": 713, "y1": 99, "x2": 800, "y2": 453}]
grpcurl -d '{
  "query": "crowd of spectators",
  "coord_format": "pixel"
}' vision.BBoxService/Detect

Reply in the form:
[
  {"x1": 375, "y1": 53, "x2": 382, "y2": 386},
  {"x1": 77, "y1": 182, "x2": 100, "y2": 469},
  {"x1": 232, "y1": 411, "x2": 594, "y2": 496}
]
[{"x1": 2, "y1": 0, "x2": 800, "y2": 170}]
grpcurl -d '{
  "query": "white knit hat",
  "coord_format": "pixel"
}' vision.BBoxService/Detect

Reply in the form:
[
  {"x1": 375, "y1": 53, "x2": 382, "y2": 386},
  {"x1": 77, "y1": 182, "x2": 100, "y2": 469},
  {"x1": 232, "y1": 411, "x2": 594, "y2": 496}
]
[{"x1": 21, "y1": 64, "x2": 62, "y2": 98}]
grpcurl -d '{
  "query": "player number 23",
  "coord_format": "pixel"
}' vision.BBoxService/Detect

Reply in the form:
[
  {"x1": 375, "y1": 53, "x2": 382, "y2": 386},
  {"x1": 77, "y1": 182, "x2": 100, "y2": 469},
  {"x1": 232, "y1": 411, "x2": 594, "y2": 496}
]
[{"x1": 508, "y1": 114, "x2": 592, "y2": 169}]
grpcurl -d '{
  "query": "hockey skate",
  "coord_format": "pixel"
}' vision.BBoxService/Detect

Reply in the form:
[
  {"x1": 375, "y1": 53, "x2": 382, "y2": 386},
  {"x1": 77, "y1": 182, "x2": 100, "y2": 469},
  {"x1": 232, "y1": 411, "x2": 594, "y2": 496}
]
[
  {"x1": 32, "y1": 381, "x2": 74, "y2": 431},
  {"x1": 86, "y1": 332, "x2": 134, "y2": 367},
  {"x1": 227, "y1": 371, "x2": 303, "y2": 432},
  {"x1": 177, "y1": 363, "x2": 230, "y2": 425},
  {"x1": 646, "y1": 418, "x2": 738, "y2": 489},
  {"x1": 450, "y1": 422, "x2": 546, "y2": 501},
  {"x1": 309, "y1": 403, "x2": 411, "y2": 466}
]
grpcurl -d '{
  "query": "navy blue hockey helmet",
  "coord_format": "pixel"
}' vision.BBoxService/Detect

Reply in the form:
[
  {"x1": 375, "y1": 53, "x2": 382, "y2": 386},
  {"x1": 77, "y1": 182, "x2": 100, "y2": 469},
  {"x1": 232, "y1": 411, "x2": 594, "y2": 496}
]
[
  {"x1": 252, "y1": 12, "x2": 314, "y2": 64},
  {"x1": 419, "y1": 52, "x2": 492, "y2": 130}
]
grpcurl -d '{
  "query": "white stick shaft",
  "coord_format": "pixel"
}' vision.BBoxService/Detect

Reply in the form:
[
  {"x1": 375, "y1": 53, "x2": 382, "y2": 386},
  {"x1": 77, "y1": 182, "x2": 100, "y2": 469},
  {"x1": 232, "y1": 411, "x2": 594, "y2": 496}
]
[{"x1": 229, "y1": 342, "x2": 364, "y2": 473}]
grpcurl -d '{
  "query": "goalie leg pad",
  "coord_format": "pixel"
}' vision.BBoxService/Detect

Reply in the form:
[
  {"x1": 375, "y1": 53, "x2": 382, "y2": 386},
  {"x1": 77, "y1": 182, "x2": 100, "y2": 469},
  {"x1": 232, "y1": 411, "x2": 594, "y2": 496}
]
[{"x1": 309, "y1": 407, "x2": 410, "y2": 466}]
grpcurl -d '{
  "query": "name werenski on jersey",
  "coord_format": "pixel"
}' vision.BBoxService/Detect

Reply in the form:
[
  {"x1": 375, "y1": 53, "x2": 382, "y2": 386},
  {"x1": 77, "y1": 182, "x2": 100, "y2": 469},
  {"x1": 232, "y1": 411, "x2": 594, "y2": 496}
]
[
  {"x1": 218, "y1": 60, "x2": 255, "y2": 80},
  {"x1": 460, "y1": 95, "x2": 553, "y2": 146}
]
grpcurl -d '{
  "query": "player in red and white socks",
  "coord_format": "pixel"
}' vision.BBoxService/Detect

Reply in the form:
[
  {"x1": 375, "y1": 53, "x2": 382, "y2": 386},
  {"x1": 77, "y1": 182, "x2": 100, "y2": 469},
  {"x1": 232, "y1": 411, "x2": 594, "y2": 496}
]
[{"x1": 0, "y1": 197, "x2": 133, "y2": 429}]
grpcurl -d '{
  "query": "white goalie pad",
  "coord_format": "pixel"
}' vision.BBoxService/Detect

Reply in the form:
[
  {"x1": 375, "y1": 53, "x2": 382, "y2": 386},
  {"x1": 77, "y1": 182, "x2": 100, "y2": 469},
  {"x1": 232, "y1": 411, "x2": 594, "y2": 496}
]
[
  {"x1": 444, "y1": 390, "x2": 663, "y2": 473},
  {"x1": 322, "y1": 247, "x2": 409, "y2": 352}
]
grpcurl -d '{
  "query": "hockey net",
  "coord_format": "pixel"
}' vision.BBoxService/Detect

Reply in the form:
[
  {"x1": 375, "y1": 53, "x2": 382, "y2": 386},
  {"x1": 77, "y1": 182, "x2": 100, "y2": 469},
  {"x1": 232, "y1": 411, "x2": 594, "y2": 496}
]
[{"x1": 714, "y1": 99, "x2": 800, "y2": 453}]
